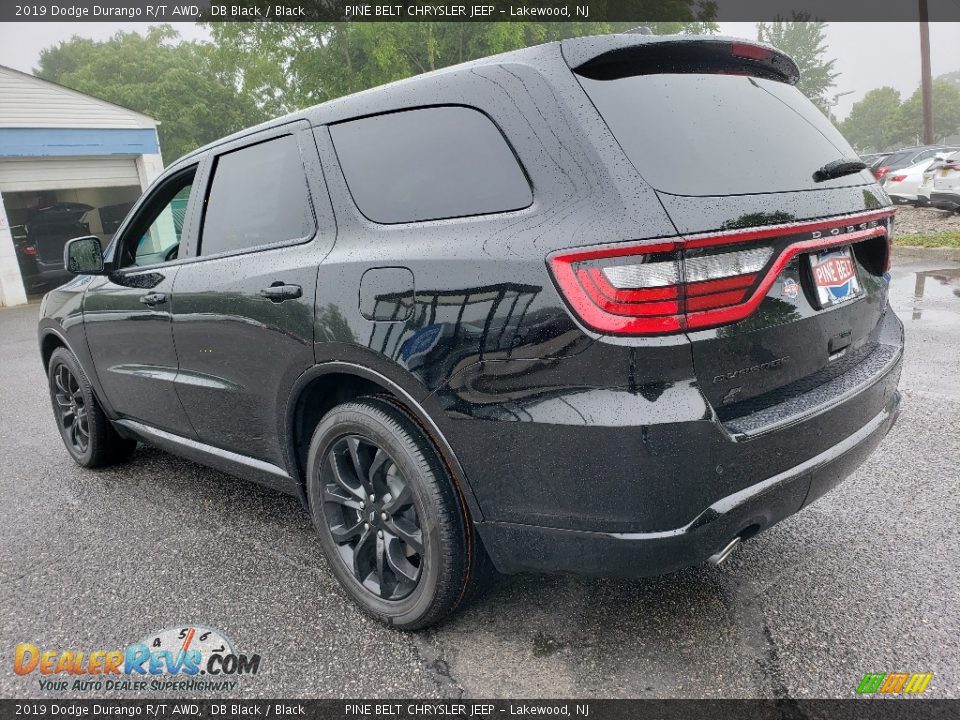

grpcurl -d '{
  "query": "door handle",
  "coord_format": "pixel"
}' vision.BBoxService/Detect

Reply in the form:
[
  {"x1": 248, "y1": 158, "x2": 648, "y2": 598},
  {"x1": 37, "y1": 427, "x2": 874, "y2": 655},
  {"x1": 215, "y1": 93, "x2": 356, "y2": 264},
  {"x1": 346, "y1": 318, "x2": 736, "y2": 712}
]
[
  {"x1": 260, "y1": 283, "x2": 302, "y2": 302},
  {"x1": 139, "y1": 292, "x2": 168, "y2": 306}
]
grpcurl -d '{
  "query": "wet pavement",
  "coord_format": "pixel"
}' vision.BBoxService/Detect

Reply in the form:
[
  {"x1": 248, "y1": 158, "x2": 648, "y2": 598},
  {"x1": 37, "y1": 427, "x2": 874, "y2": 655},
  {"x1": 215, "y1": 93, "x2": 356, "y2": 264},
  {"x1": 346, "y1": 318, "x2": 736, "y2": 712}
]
[{"x1": 1, "y1": 254, "x2": 958, "y2": 699}]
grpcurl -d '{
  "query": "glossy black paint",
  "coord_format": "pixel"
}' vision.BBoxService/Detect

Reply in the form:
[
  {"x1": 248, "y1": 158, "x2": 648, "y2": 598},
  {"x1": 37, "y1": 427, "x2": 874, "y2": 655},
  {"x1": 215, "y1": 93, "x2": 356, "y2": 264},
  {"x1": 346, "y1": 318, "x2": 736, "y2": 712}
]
[{"x1": 39, "y1": 33, "x2": 903, "y2": 578}]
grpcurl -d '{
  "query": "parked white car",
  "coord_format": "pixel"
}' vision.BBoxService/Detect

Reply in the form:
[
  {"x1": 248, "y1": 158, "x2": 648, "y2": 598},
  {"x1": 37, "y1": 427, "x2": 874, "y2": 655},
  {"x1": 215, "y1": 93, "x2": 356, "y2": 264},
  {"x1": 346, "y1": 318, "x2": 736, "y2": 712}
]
[
  {"x1": 931, "y1": 150, "x2": 960, "y2": 212},
  {"x1": 884, "y1": 158, "x2": 938, "y2": 205},
  {"x1": 913, "y1": 152, "x2": 955, "y2": 205}
]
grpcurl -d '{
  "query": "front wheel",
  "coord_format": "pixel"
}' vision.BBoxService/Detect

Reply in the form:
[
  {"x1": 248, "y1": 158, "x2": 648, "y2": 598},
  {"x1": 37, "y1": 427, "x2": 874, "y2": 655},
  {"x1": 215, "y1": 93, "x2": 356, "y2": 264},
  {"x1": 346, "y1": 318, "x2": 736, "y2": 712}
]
[
  {"x1": 306, "y1": 396, "x2": 488, "y2": 629},
  {"x1": 47, "y1": 347, "x2": 136, "y2": 468}
]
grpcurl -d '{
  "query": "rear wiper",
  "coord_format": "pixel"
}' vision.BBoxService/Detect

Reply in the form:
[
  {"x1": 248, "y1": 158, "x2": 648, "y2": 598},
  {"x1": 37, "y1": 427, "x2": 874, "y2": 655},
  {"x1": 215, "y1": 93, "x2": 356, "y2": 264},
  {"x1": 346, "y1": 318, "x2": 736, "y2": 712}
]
[{"x1": 813, "y1": 158, "x2": 868, "y2": 183}]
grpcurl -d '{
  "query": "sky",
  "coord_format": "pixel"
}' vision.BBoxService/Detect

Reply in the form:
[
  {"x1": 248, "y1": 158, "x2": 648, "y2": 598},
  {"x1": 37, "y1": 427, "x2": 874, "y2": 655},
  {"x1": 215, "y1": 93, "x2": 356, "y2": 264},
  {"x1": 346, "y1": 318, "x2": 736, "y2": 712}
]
[{"x1": 0, "y1": 21, "x2": 958, "y2": 119}]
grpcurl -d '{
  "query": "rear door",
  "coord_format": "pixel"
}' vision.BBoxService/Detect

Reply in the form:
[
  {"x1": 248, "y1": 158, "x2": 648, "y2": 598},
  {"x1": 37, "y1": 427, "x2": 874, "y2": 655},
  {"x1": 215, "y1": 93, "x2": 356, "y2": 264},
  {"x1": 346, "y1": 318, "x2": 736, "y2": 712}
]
[
  {"x1": 570, "y1": 39, "x2": 893, "y2": 421},
  {"x1": 170, "y1": 122, "x2": 335, "y2": 469}
]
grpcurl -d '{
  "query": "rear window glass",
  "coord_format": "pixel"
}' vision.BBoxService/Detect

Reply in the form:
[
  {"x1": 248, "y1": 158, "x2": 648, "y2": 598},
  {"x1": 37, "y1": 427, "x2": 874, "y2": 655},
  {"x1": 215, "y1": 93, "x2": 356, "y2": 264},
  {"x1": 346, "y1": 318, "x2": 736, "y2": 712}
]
[
  {"x1": 881, "y1": 152, "x2": 911, "y2": 165},
  {"x1": 329, "y1": 106, "x2": 532, "y2": 224},
  {"x1": 577, "y1": 72, "x2": 873, "y2": 197}
]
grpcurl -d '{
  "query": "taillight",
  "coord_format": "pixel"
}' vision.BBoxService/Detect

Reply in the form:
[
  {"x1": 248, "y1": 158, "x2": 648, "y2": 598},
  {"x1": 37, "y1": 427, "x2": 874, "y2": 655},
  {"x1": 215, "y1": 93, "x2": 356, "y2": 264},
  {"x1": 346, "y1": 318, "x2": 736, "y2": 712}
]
[
  {"x1": 683, "y1": 247, "x2": 772, "y2": 312},
  {"x1": 889, "y1": 175, "x2": 907, "y2": 183},
  {"x1": 548, "y1": 210, "x2": 895, "y2": 337},
  {"x1": 549, "y1": 241, "x2": 684, "y2": 334},
  {"x1": 21, "y1": 246, "x2": 37, "y2": 256},
  {"x1": 874, "y1": 166, "x2": 890, "y2": 180}
]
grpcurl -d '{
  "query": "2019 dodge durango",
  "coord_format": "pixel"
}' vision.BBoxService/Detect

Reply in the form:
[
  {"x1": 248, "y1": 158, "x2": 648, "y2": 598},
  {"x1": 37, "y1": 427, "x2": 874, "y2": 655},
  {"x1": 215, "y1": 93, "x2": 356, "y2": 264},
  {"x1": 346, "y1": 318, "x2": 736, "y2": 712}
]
[{"x1": 39, "y1": 33, "x2": 903, "y2": 629}]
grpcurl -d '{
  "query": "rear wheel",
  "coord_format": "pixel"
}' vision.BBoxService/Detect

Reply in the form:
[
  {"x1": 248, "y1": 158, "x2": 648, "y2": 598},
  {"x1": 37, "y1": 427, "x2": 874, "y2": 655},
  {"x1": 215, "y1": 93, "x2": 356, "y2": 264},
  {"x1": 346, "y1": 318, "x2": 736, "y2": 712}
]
[
  {"x1": 306, "y1": 396, "x2": 489, "y2": 629},
  {"x1": 47, "y1": 347, "x2": 136, "y2": 468}
]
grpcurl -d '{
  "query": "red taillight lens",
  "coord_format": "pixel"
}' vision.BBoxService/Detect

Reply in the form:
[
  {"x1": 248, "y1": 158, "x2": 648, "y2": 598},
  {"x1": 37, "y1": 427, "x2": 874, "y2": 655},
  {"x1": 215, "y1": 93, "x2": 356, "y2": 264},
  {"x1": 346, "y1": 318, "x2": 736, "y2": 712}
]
[
  {"x1": 549, "y1": 243, "x2": 771, "y2": 335},
  {"x1": 889, "y1": 175, "x2": 907, "y2": 183},
  {"x1": 549, "y1": 242, "x2": 684, "y2": 335},
  {"x1": 21, "y1": 246, "x2": 37, "y2": 256},
  {"x1": 874, "y1": 166, "x2": 890, "y2": 180},
  {"x1": 548, "y1": 210, "x2": 895, "y2": 336}
]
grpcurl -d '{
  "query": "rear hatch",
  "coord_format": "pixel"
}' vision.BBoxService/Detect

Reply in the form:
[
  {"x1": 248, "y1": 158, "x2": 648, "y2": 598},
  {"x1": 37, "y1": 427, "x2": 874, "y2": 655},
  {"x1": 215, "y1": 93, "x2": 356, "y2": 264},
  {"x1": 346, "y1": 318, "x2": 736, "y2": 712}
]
[{"x1": 561, "y1": 36, "x2": 893, "y2": 427}]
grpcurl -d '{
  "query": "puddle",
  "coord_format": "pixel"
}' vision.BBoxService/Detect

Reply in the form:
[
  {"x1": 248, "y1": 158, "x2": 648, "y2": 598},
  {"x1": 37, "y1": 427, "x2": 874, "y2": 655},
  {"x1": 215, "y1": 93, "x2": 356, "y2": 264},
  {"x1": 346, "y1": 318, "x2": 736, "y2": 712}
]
[{"x1": 889, "y1": 263, "x2": 960, "y2": 328}]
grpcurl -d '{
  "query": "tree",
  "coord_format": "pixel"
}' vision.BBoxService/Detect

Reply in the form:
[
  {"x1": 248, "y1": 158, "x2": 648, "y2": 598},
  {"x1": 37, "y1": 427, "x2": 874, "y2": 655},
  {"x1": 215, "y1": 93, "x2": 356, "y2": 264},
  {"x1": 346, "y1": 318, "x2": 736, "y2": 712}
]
[
  {"x1": 840, "y1": 87, "x2": 901, "y2": 152},
  {"x1": 937, "y1": 69, "x2": 960, "y2": 89},
  {"x1": 205, "y1": 20, "x2": 718, "y2": 117},
  {"x1": 890, "y1": 79, "x2": 960, "y2": 145},
  {"x1": 36, "y1": 26, "x2": 265, "y2": 163},
  {"x1": 756, "y1": 14, "x2": 838, "y2": 110}
]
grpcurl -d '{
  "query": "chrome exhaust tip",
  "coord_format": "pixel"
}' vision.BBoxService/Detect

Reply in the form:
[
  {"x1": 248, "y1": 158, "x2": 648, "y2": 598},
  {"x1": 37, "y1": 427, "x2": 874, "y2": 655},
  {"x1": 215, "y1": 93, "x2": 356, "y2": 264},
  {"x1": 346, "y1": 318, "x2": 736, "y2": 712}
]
[{"x1": 707, "y1": 537, "x2": 741, "y2": 566}]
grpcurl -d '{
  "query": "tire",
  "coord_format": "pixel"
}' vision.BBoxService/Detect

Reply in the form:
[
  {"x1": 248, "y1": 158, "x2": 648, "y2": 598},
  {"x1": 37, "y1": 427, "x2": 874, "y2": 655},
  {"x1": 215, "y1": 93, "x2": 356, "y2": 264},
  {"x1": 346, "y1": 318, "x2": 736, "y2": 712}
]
[
  {"x1": 47, "y1": 347, "x2": 137, "y2": 468},
  {"x1": 306, "y1": 396, "x2": 491, "y2": 629}
]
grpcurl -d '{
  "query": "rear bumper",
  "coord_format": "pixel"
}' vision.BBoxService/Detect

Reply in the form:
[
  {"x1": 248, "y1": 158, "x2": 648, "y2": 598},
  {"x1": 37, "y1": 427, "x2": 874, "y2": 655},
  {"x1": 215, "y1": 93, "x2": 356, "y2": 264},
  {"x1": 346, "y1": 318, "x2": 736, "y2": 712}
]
[
  {"x1": 446, "y1": 304, "x2": 904, "y2": 577},
  {"x1": 887, "y1": 192, "x2": 917, "y2": 203},
  {"x1": 930, "y1": 191, "x2": 960, "y2": 210},
  {"x1": 476, "y1": 389, "x2": 899, "y2": 576}
]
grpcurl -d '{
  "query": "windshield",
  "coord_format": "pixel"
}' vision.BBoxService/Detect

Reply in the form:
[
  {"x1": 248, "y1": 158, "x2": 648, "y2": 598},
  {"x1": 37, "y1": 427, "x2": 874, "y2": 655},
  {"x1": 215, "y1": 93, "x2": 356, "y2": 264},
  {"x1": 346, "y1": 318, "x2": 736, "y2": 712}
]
[{"x1": 576, "y1": 72, "x2": 875, "y2": 197}]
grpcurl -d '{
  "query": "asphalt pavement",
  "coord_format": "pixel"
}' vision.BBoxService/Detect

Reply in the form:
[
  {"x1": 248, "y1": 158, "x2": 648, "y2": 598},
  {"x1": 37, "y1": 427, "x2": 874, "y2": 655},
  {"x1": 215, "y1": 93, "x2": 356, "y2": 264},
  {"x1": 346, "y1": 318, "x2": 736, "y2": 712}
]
[{"x1": 1, "y1": 253, "x2": 958, "y2": 699}]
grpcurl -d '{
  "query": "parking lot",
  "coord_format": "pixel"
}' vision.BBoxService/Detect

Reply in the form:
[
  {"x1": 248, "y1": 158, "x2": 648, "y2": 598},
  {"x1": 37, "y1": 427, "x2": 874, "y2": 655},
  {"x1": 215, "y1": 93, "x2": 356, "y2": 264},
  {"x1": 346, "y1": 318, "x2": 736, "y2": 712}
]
[{"x1": 1, "y1": 253, "x2": 958, "y2": 699}]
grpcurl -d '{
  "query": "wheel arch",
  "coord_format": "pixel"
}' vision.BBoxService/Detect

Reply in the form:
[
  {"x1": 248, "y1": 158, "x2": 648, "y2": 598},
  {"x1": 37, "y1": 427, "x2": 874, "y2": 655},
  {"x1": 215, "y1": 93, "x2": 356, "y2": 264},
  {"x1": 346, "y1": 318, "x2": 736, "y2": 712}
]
[
  {"x1": 39, "y1": 328, "x2": 70, "y2": 371},
  {"x1": 284, "y1": 361, "x2": 483, "y2": 522}
]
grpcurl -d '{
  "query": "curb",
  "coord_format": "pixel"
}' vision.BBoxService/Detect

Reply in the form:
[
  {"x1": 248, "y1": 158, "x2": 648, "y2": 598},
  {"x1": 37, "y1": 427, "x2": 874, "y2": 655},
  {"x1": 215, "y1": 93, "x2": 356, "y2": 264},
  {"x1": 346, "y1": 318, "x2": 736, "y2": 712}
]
[{"x1": 892, "y1": 245, "x2": 960, "y2": 262}]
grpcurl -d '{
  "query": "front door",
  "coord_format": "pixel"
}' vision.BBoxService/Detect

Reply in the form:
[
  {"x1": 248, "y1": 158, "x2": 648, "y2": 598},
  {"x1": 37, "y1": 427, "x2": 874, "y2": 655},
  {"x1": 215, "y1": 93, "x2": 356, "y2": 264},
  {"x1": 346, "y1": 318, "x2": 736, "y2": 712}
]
[
  {"x1": 170, "y1": 124, "x2": 332, "y2": 468},
  {"x1": 83, "y1": 165, "x2": 201, "y2": 434}
]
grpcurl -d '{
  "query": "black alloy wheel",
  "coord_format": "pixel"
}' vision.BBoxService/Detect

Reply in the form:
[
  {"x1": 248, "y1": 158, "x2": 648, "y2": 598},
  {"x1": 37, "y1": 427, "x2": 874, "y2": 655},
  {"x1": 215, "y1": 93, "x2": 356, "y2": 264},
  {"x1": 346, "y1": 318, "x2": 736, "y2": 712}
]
[
  {"x1": 52, "y1": 363, "x2": 89, "y2": 455},
  {"x1": 307, "y1": 396, "x2": 494, "y2": 629},
  {"x1": 322, "y1": 434, "x2": 424, "y2": 600},
  {"x1": 47, "y1": 347, "x2": 137, "y2": 468}
]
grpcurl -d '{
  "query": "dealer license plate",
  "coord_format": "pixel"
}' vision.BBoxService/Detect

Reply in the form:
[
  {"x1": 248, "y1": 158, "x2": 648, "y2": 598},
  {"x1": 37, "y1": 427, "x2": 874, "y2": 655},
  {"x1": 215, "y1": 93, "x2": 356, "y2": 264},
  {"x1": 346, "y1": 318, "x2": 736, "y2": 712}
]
[{"x1": 808, "y1": 247, "x2": 862, "y2": 307}]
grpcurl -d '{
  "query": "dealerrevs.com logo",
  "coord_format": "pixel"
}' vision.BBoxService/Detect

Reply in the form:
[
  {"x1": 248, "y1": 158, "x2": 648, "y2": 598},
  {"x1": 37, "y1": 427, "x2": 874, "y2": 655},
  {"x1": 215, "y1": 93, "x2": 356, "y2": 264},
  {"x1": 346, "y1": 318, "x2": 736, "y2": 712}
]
[{"x1": 14, "y1": 626, "x2": 261, "y2": 693}]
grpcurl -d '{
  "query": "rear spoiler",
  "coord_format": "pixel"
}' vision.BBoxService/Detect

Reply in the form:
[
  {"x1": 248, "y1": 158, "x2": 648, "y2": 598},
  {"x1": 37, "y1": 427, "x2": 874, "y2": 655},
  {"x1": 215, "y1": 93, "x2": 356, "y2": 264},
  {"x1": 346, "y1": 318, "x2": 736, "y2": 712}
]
[{"x1": 561, "y1": 34, "x2": 800, "y2": 85}]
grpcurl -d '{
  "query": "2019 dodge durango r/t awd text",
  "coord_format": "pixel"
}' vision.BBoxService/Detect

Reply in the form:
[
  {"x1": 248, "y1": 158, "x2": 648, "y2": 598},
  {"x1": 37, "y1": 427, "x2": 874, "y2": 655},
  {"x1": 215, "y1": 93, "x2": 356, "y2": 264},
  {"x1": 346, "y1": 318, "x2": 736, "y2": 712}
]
[{"x1": 39, "y1": 33, "x2": 903, "y2": 629}]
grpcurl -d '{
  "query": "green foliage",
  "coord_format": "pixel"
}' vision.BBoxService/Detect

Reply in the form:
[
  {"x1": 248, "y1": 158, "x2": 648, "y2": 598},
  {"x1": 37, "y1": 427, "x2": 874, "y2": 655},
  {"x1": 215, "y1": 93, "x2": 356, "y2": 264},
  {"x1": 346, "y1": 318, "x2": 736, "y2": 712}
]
[
  {"x1": 756, "y1": 14, "x2": 837, "y2": 110},
  {"x1": 34, "y1": 19, "x2": 719, "y2": 163},
  {"x1": 890, "y1": 79, "x2": 960, "y2": 146},
  {"x1": 894, "y1": 230, "x2": 960, "y2": 248},
  {"x1": 938, "y1": 69, "x2": 960, "y2": 88},
  {"x1": 35, "y1": 25, "x2": 266, "y2": 163},
  {"x1": 205, "y1": 20, "x2": 718, "y2": 116},
  {"x1": 840, "y1": 87, "x2": 902, "y2": 152},
  {"x1": 840, "y1": 75, "x2": 960, "y2": 151}
]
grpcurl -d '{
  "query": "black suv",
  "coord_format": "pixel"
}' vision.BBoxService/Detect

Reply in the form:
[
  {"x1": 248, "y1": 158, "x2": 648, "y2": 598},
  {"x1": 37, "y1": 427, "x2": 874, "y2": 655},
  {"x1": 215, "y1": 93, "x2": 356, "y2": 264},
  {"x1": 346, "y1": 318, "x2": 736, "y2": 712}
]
[{"x1": 40, "y1": 34, "x2": 903, "y2": 629}]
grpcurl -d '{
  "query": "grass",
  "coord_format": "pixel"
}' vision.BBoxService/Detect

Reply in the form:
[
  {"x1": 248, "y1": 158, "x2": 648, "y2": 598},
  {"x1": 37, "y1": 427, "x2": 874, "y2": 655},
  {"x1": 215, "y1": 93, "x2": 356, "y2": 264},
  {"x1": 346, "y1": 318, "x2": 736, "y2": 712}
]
[{"x1": 893, "y1": 230, "x2": 960, "y2": 248}]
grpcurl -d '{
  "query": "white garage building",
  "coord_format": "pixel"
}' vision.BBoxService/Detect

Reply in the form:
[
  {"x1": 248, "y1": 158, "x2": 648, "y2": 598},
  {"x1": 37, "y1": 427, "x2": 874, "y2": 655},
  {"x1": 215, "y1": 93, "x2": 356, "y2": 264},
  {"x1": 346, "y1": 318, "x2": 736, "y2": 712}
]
[{"x1": 0, "y1": 65, "x2": 162, "y2": 307}]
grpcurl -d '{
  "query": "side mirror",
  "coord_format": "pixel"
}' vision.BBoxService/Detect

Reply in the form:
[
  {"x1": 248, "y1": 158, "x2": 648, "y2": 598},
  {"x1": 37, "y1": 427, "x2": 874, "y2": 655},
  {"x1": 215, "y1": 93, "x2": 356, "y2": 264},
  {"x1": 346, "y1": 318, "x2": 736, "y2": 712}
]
[{"x1": 64, "y1": 236, "x2": 105, "y2": 275}]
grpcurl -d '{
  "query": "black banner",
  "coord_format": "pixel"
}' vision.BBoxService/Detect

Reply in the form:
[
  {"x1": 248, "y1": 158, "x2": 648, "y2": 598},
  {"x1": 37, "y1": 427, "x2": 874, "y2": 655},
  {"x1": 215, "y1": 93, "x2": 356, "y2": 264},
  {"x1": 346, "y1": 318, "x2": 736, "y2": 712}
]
[
  {"x1": 2, "y1": 0, "x2": 960, "y2": 23},
  {"x1": 1, "y1": 700, "x2": 959, "y2": 720}
]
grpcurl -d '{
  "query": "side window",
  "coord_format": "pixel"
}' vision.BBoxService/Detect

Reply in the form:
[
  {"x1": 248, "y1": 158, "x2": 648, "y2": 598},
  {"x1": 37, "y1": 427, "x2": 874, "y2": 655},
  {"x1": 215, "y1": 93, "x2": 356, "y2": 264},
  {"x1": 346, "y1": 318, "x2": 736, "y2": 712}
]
[
  {"x1": 200, "y1": 135, "x2": 313, "y2": 257},
  {"x1": 119, "y1": 168, "x2": 195, "y2": 268},
  {"x1": 329, "y1": 106, "x2": 532, "y2": 224}
]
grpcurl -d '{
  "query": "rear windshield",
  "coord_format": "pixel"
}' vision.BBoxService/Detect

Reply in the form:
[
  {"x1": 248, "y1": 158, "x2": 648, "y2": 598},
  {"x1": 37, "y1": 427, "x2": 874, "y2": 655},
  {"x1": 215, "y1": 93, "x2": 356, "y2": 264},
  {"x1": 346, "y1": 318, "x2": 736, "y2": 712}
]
[
  {"x1": 880, "y1": 152, "x2": 911, "y2": 166},
  {"x1": 576, "y1": 72, "x2": 873, "y2": 197}
]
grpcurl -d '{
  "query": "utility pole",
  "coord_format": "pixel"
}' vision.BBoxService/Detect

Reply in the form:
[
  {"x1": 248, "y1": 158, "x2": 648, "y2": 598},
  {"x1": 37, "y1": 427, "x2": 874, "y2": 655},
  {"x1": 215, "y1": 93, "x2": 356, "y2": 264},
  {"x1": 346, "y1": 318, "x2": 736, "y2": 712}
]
[{"x1": 919, "y1": 0, "x2": 934, "y2": 144}]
